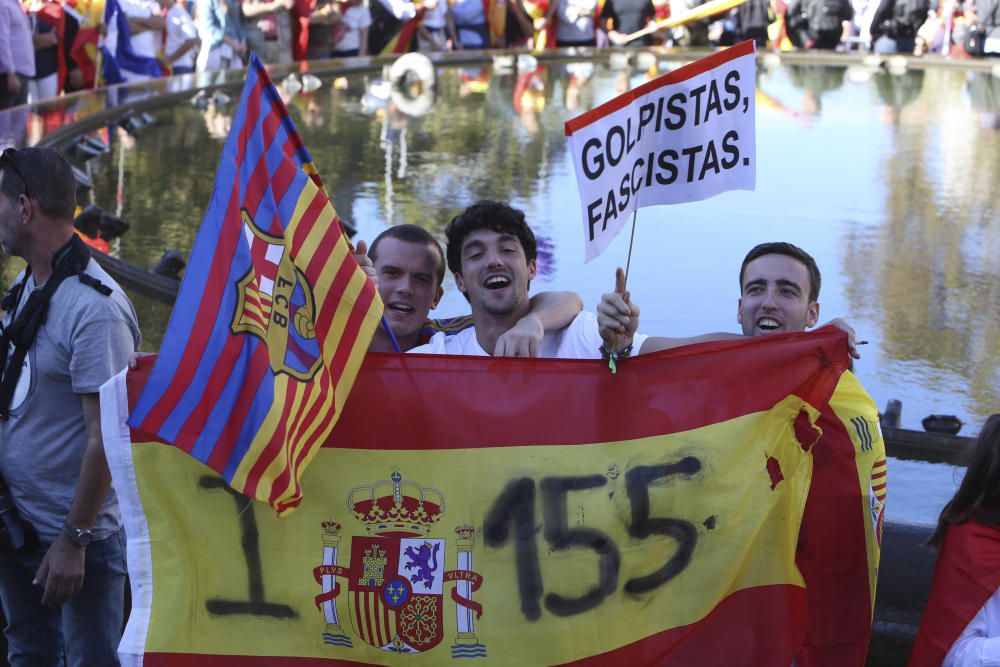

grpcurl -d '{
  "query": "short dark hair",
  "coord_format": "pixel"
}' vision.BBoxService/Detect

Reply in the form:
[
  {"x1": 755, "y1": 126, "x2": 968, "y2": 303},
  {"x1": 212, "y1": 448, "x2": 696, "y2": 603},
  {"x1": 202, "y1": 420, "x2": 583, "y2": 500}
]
[
  {"x1": 0, "y1": 147, "x2": 75, "y2": 220},
  {"x1": 739, "y1": 242, "x2": 821, "y2": 303},
  {"x1": 368, "y1": 224, "x2": 446, "y2": 289},
  {"x1": 445, "y1": 200, "x2": 537, "y2": 277},
  {"x1": 929, "y1": 414, "x2": 1000, "y2": 546}
]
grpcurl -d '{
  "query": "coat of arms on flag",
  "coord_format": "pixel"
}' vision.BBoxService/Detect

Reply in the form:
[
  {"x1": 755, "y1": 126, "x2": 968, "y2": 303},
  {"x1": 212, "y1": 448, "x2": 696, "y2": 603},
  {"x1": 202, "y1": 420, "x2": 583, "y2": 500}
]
[
  {"x1": 313, "y1": 469, "x2": 486, "y2": 657},
  {"x1": 232, "y1": 210, "x2": 321, "y2": 381}
]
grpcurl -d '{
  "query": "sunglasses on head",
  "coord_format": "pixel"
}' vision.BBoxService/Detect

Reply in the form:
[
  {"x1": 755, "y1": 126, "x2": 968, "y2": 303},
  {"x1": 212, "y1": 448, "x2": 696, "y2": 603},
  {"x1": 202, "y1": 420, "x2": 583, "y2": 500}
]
[{"x1": 0, "y1": 148, "x2": 29, "y2": 200}]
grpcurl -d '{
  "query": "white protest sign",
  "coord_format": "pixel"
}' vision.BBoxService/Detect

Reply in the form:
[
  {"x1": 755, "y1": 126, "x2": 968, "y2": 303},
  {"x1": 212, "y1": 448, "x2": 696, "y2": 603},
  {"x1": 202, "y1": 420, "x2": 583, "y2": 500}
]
[{"x1": 565, "y1": 41, "x2": 757, "y2": 261}]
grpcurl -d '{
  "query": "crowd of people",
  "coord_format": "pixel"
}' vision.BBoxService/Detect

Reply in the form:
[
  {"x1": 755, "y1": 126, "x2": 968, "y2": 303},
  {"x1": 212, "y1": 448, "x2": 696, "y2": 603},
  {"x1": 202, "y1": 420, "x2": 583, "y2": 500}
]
[{"x1": 1, "y1": 0, "x2": 999, "y2": 110}]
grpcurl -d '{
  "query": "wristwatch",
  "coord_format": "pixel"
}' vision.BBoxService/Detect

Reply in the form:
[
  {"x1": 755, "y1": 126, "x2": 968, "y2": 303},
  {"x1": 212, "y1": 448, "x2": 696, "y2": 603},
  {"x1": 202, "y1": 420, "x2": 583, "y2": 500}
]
[{"x1": 62, "y1": 523, "x2": 93, "y2": 547}]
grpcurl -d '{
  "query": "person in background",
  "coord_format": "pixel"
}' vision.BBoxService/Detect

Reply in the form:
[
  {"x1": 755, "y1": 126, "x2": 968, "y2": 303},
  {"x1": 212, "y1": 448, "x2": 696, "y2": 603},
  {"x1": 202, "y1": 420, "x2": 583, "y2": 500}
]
[
  {"x1": 869, "y1": 0, "x2": 929, "y2": 53},
  {"x1": 909, "y1": 414, "x2": 1000, "y2": 667},
  {"x1": 786, "y1": 0, "x2": 853, "y2": 47},
  {"x1": 25, "y1": 0, "x2": 63, "y2": 103},
  {"x1": 0, "y1": 0, "x2": 35, "y2": 109},
  {"x1": 120, "y1": 0, "x2": 166, "y2": 79},
  {"x1": 540, "y1": 0, "x2": 601, "y2": 46},
  {"x1": 734, "y1": 0, "x2": 772, "y2": 45},
  {"x1": 241, "y1": 0, "x2": 294, "y2": 65},
  {"x1": 330, "y1": 0, "x2": 371, "y2": 57},
  {"x1": 417, "y1": 0, "x2": 449, "y2": 50},
  {"x1": 602, "y1": 0, "x2": 656, "y2": 45},
  {"x1": 196, "y1": 0, "x2": 247, "y2": 71},
  {"x1": 447, "y1": 0, "x2": 491, "y2": 48},
  {"x1": 158, "y1": 0, "x2": 200, "y2": 74}
]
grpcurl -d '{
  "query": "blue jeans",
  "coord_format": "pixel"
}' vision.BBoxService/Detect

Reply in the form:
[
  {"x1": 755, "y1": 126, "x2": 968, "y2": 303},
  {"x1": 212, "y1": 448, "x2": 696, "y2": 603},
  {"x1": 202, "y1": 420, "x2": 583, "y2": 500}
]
[
  {"x1": 0, "y1": 529, "x2": 126, "y2": 666},
  {"x1": 874, "y1": 34, "x2": 916, "y2": 53}
]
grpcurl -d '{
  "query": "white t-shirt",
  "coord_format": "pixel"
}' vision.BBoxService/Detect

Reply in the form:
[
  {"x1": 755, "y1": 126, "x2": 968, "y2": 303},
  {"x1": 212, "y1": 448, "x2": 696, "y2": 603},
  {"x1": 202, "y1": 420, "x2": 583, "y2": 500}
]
[
  {"x1": 332, "y1": 4, "x2": 372, "y2": 51},
  {"x1": 555, "y1": 0, "x2": 598, "y2": 42},
  {"x1": 944, "y1": 586, "x2": 1000, "y2": 666},
  {"x1": 119, "y1": 0, "x2": 162, "y2": 59},
  {"x1": 165, "y1": 4, "x2": 198, "y2": 68},
  {"x1": 409, "y1": 311, "x2": 648, "y2": 359},
  {"x1": 422, "y1": 0, "x2": 447, "y2": 28}
]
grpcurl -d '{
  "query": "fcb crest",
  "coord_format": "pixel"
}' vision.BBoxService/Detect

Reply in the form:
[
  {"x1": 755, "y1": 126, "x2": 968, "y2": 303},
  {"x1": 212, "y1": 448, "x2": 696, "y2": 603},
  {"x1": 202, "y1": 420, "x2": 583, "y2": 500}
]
[
  {"x1": 231, "y1": 210, "x2": 322, "y2": 381},
  {"x1": 313, "y1": 469, "x2": 487, "y2": 658}
]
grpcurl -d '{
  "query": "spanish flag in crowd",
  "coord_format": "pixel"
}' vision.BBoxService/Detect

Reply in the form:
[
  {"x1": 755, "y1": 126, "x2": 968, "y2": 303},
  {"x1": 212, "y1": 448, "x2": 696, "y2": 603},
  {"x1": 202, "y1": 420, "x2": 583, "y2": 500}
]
[
  {"x1": 104, "y1": 327, "x2": 879, "y2": 665},
  {"x1": 127, "y1": 54, "x2": 383, "y2": 515}
]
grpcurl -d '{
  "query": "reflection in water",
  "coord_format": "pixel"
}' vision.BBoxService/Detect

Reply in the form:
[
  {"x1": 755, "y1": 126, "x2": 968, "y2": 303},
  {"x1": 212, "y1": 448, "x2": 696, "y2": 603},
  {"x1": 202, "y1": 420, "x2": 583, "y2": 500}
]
[
  {"x1": 785, "y1": 63, "x2": 847, "y2": 115},
  {"x1": 842, "y1": 67, "x2": 1000, "y2": 426},
  {"x1": 872, "y1": 69, "x2": 924, "y2": 125},
  {"x1": 3, "y1": 57, "x2": 998, "y2": 429}
]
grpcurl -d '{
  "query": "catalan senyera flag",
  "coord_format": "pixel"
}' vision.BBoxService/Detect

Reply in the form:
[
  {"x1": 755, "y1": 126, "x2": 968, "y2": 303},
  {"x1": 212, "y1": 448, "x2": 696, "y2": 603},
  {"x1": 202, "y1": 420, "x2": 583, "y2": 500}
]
[
  {"x1": 127, "y1": 54, "x2": 382, "y2": 515},
  {"x1": 105, "y1": 327, "x2": 878, "y2": 665}
]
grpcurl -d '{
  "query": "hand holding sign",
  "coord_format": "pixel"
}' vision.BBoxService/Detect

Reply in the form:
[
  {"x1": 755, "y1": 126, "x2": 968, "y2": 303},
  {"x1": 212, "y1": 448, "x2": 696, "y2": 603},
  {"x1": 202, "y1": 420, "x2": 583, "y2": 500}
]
[{"x1": 598, "y1": 267, "x2": 640, "y2": 355}]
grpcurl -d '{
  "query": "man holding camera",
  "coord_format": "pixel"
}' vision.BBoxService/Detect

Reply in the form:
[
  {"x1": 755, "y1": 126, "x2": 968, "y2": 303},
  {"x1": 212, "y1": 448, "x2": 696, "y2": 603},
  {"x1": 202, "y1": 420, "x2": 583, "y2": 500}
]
[{"x1": 0, "y1": 148, "x2": 140, "y2": 665}]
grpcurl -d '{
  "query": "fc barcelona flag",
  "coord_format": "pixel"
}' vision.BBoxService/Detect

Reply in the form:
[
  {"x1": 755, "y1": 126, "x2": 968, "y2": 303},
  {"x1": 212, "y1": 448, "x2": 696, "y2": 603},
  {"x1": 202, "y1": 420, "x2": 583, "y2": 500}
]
[
  {"x1": 128, "y1": 54, "x2": 383, "y2": 515},
  {"x1": 105, "y1": 327, "x2": 872, "y2": 665}
]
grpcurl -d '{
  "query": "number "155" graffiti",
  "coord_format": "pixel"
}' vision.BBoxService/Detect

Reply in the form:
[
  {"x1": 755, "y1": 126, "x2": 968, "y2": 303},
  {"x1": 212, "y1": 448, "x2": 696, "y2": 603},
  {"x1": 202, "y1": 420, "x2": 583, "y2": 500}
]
[{"x1": 483, "y1": 456, "x2": 703, "y2": 621}]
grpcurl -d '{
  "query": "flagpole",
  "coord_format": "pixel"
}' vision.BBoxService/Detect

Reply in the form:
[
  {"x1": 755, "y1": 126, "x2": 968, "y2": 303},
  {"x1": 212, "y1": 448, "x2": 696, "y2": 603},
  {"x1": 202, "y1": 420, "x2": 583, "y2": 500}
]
[
  {"x1": 380, "y1": 317, "x2": 401, "y2": 353},
  {"x1": 623, "y1": 209, "x2": 638, "y2": 291}
]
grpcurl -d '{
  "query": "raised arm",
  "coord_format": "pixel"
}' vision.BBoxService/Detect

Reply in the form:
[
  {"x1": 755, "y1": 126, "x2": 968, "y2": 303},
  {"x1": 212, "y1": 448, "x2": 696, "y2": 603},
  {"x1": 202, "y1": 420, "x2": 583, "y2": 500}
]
[{"x1": 597, "y1": 267, "x2": 741, "y2": 355}]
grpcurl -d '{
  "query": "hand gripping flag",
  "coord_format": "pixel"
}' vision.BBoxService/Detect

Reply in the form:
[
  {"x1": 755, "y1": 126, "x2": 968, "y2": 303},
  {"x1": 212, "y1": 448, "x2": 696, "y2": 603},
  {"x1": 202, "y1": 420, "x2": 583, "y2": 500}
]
[{"x1": 127, "y1": 54, "x2": 383, "y2": 515}]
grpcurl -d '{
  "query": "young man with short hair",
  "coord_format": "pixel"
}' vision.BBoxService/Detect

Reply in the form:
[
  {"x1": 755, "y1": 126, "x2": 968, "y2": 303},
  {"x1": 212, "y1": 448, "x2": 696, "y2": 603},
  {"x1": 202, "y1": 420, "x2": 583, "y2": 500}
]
[
  {"x1": 598, "y1": 241, "x2": 881, "y2": 667},
  {"x1": 410, "y1": 200, "x2": 643, "y2": 358},
  {"x1": 361, "y1": 220, "x2": 585, "y2": 355}
]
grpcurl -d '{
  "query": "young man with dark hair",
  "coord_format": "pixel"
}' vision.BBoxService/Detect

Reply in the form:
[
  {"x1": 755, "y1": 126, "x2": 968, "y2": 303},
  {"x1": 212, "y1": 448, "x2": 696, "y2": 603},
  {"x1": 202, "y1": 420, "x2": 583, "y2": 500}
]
[
  {"x1": 360, "y1": 220, "x2": 583, "y2": 355},
  {"x1": 411, "y1": 200, "x2": 642, "y2": 357},
  {"x1": 598, "y1": 242, "x2": 882, "y2": 667},
  {"x1": 598, "y1": 241, "x2": 856, "y2": 356},
  {"x1": 0, "y1": 147, "x2": 140, "y2": 665}
]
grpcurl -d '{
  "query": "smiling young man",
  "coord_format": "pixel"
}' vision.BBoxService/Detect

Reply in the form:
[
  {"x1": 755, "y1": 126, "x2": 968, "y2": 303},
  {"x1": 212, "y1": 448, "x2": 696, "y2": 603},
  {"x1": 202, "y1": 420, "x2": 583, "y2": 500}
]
[
  {"x1": 362, "y1": 222, "x2": 584, "y2": 355},
  {"x1": 737, "y1": 242, "x2": 820, "y2": 336},
  {"x1": 597, "y1": 242, "x2": 857, "y2": 357},
  {"x1": 410, "y1": 200, "x2": 640, "y2": 357},
  {"x1": 598, "y1": 242, "x2": 884, "y2": 667}
]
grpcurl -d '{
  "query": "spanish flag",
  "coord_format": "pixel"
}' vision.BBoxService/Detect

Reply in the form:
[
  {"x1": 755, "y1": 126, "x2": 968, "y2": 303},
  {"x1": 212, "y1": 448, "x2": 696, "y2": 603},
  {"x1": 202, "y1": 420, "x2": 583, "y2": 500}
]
[
  {"x1": 127, "y1": 54, "x2": 383, "y2": 515},
  {"x1": 104, "y1": 327, "x2": 872, "y2": 665}
]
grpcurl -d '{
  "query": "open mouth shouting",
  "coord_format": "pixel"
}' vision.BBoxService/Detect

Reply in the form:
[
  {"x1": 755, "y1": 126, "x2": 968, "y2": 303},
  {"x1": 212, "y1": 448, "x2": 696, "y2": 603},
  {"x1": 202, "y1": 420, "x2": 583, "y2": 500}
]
[{"x1": 483, "y1": 274, "x2": 512, "y2": 290}]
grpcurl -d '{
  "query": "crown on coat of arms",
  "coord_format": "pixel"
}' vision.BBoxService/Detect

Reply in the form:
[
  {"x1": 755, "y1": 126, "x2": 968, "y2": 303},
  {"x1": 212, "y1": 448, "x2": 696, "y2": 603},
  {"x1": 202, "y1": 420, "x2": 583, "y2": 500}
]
[{"x1": 347, "y1": 468, "x2": 446, "y2": 537}]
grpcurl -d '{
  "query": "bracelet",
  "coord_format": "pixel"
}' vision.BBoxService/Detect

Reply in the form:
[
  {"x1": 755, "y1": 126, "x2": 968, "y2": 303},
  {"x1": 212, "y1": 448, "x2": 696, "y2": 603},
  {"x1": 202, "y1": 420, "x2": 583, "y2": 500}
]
[{"x1": 599, "y1": 343, "x2": 633, "y2": 374}]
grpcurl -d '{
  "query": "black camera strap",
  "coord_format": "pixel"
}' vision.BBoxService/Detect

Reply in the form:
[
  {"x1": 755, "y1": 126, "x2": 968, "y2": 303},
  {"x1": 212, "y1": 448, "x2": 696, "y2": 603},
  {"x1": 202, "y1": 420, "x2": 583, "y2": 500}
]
[{"x1": 0, "y1": 235, "x2": 111, "y2": 419}]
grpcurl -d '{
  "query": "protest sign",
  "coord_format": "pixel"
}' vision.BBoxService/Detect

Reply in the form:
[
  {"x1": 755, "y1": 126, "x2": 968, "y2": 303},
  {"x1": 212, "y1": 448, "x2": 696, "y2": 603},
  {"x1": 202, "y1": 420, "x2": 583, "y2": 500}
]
[{"x1": 565, "y1": 41, "x2": 757, "y2": 261}]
